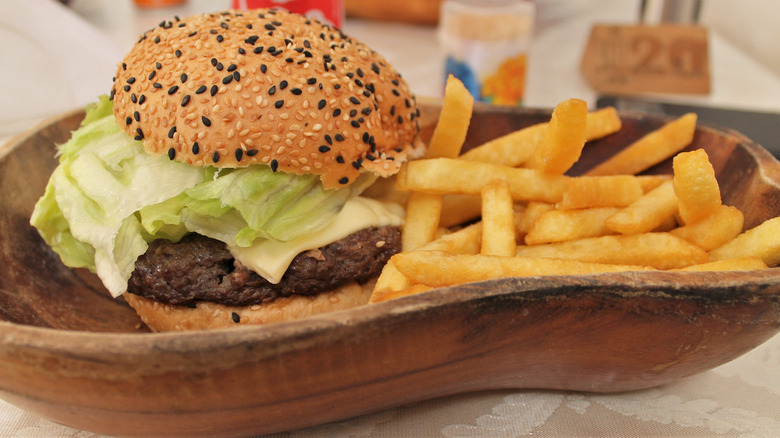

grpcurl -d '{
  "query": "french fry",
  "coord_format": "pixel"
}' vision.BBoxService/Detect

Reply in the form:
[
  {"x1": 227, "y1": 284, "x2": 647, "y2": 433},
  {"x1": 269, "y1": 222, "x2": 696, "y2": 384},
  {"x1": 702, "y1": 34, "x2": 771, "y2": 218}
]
[
  {"x1": 557, "y1": 175, "x2": 644, "y2": 210},
  {"x1": 709, "y1": 217, "x2": 780, "y2": 267},
  {"x1": 370, "y1": 260, "x2": 411, "y2": 302},
  {"x1": 422, "y1": 221, "x2": 483, "y2": 254},
  {"x1": 526, "y1": 98, "x2": 588, "y2": 174},
  {"x1": 481, "y1": 180, "x2": 516, "y2": 256},
  {"x1": 392, "y1": 251, "x2": 652, "y2": 288},
  {"x1": 585, "y1": 113, "x2": 697, "y2": 176},
  {"x1": 515, "y1": 233, "x2": 709, "y2": 270},
  {"x1": 636, "y1": 174, "x2": 673, "y2": 193},
  {"x1": 402, "y1": 192, "x2": 443, "y2": 251},
  {"x1": 401, "y1": 75, "x2": 474, "y2": 250},
  {"x1": 440, "y1": 194, "x2": 483, "y2": 228},
  {"x1": 460, "y1": 123, "x2": 546, "y2": 166},
  {"x1": 370, "y1": 284, "x2": 434, "y2": 303},
  {"x1": 516, "y1": 201, "x2": 555, "y2": 236},
  {"x1": 370, "y1": 221, "x2": 484, "y2": 302},
  {"x1": 426, "y1": 74, "x2": 475, "y2": 159},
  {"x1": 605, "y1": 180, "x2": 678, "y2": 235},
  {"x1": 459, "y1": 107, "x2": 621, "y2": 167},
  {"x1": 670, "y1": 205, "x2": 743, "y2": 251},
  {"x1": 674, "y1": 257, "x2": 768, "y2": 272},
  {"x1": 673, "y1": 149, "x2": 722, "y2": 225},
  {"x1": 584, "y1": 106, "x2": 622, "y2": 140},
  {"x1": 525, "y1": 207, "x2": 619, "y2": 245},
  {"x1": 396, "y1": 158, "x2": 568, "y2": 203}
]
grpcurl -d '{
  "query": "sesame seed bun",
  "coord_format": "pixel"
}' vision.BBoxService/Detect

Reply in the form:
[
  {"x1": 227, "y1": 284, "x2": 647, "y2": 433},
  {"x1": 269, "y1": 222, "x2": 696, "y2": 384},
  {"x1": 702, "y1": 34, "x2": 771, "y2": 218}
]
[
  {"x1": 112, "y1": 9, "x2": 422, "y2": 189},
  {"x1": 123, "y1": 280, "x2": 373, "y2": 331}
]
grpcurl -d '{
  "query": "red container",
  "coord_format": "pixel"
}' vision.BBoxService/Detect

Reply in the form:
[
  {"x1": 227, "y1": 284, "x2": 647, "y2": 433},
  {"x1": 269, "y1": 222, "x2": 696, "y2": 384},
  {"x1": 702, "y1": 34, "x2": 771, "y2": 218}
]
[{"x1": 232, "y1": 0, "x2": 344, "y2": 28}]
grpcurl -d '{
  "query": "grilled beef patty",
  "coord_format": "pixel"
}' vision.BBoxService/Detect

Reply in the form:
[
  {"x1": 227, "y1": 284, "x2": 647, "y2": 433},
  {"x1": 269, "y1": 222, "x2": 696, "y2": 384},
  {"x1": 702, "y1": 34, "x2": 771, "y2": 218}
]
[{"x1": 127, "y1": 226, "x2": 401, "y2": 306}]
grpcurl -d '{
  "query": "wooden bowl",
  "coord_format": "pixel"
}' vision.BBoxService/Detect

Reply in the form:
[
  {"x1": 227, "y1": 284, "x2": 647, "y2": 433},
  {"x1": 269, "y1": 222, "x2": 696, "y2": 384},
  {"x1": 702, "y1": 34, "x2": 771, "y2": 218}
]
[{"x1": 1, "y1": 101, "x2": 779, "y2": 436}]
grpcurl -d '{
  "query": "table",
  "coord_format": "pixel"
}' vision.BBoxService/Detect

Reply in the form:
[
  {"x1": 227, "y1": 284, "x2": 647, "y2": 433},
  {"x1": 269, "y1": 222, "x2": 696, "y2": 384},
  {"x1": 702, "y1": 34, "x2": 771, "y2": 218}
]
[{"x1": 1, "y1": 0, "x2": 779, "y2": 436}]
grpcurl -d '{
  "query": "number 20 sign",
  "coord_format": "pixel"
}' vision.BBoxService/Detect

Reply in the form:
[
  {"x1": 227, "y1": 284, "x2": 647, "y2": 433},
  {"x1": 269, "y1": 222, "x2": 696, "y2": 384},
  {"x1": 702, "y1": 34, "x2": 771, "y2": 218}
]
[{"x1": 581, "y1": 24, "x2": 710, "y2": 96}]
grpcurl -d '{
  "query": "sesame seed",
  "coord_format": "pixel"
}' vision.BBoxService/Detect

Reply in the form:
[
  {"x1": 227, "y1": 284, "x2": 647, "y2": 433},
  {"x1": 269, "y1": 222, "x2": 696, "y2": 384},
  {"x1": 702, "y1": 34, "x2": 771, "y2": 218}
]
[
  {"x1": 349, "y1": 109, "x2": 357, "y2": 117},
  {"x1": 245, "y1": 35, "x2": 259, "y2": 45},
  {"x1": 254, "y1": 46, "x2": 264, "y2": 54},
  {"x1": 274, "y1": 100, "x2": 284, "y2": 108},
  {"x1": 268, "y1": 85, "x2": 276, "y2": 95},
  {"x1": 175, "y1": 49, "x2": 182, "y2": 57},
  {"x1": 222, "y1": 74, "x2": 233, "y2": 85},
  {"x1": 202, "y1": 116, "x2": 212, "y2": 126},
  {"x1": 357, "y1": 68, "x2": 364, "y2": 77},
  {"x1": 351, "y1": 120, "x2": 360, "y2": 128},
  {"x1": 233, "y1": 71, "x2": 241, "y2": 81},
  {"x1": 290, "y1": 88, "x2": 302, "y2": 95},
  {"x1": 235, "y1": 148, "x2": 243, "y2": 161},
  {"x1": 318, "y1": 145, "x2": 330, "y2": 152},
  {"x1": 260, "y1": 64, "x2": 267, "y2": 73},
  {"x1": 155, "y1": 62, "x2": 162, "y2": 69},
  {"x1": 279, "y1": 80, "x2": 288, "y2": 89},
  {"x1": 139, "y1": 95, "x2": 146, "y2": 105},
  {"x1": 210, "y1": 85, "x2": 218, "y2": 96},
  {"x1": 231, "y1": 312, "x2": 241, "y2": 323},
  {"x1": 125, "y1": 116, "x2": 132, "y2": 125},
  {"x1": 227, "y1": 64, "x2": 237, "y2": 72},
  {"x1": 168, "y1": 126, "x2": 177, "y2": 138},
  {"x1": 211, "y1": 57, "x2": 218, "y2": 66},
  {"x1": 192, "y1": 142, "x2": 200, "y2": 154},
  {"x1": 212, "y1": 151, "x2": 220, "y2": 163},
  {"x1": 220, "y1": 21, "x2": 229, "y2": 29},
  {"x1": 154, "y1": 35, "x2": 161, "y2": 44},
  {"x1": 318, "y1": 99, "x2": 326, "y2": 109},
  {"x1": 247, "y1": 149, "x2": 259, "y2": 156},
  {"x1": 216, "y1": 62, "x2": 224, "y2": 71},
  {"x1": 180, "y1": 73, "x2": 188, "y2": 83},
  {"x1": 168, "y1": 85, "x2": 179, "y2": 95},
  {"x1": 195, "y1": 85, "x2": 207, "y2": 94},
  {"x1": 307, "y1": 78, "x2": 317, "y2": 85},
  {"x1": 168, "y1": 148, "x2": 176, "y2": 160},
  {"x1": 134, "y1": 111, "x2": 140, "y2": 121},
  {"x1": 270, "y1": 159, "x2": 279, "y2": 171},
  {"x1": 181, "y1": 95, "x2": 191, "y2": 107},
  {"x1": 148, "y1": 70, "x2": 156, "y2": 80},
  {"x1": 127, "y1": 76, "x2": 136, "y2": 84},
  {"x1": 339, "y1": 177, "x2": 349, "y2": 184},
  {"x1": 324, "y1": 134, "x2": 333, "y2": 145},
  {"x1": 264, "y1": 23, "x2": 276, "y2": 30},
  {"x1": 335, "y1": 134, "x2": 345, "y2": 141},
  {"x1": 131, "y1": 93, "x2": 137, "y2": 103},
  {"x1": 135, "y1": 127, "x2": 144, "y2": 139},
  {"x1": 349, "y1": 96, "x2": 360, "y2": 105},
  {"x1": 123, "y1": 85, "x2": 131, "y2": 92},
  {"x1": 153, "y1": 82, "x2": 162, "y2": 89}
]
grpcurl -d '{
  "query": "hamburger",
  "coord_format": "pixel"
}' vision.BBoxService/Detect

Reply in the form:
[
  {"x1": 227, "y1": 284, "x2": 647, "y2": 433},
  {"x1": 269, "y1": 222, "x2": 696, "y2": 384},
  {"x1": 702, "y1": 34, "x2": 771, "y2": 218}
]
[{"x1": 30, "y1": 9, "x2": 422, "y2": 331}]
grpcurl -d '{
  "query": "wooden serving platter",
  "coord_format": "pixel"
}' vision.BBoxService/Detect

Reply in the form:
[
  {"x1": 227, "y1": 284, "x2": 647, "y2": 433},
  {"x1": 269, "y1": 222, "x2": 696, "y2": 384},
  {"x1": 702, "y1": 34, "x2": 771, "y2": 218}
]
[{"x1": 0, "y1": 101, "x2": 778, "y2": 436}]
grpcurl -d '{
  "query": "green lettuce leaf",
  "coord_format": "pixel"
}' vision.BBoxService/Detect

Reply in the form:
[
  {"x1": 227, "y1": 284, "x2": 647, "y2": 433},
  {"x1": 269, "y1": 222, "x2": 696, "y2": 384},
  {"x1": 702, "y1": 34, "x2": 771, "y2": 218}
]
[{"x1": 30, "y1": 95, "x2": 370, "y2": 297}]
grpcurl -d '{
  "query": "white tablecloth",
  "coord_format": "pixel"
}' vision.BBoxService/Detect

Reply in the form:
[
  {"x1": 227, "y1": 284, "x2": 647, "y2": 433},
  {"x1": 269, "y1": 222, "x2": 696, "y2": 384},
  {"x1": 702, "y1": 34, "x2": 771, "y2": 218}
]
[{"x1": 1, "y1": 0, "x2": 779, "y2": 436}]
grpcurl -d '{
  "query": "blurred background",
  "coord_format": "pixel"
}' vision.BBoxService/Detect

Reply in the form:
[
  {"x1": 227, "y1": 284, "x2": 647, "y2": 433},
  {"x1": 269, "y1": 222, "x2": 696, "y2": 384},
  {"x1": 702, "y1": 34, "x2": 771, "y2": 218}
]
[{"x1": 1, "y1": 0, "x2": 779, "y2": 154}]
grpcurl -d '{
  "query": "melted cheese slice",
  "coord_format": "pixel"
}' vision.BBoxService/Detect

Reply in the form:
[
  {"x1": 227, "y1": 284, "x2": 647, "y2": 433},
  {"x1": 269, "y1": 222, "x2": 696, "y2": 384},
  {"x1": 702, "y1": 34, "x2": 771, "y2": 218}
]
[{"x1": 228, "y1": 197, "x2": 405, "y2": 284}]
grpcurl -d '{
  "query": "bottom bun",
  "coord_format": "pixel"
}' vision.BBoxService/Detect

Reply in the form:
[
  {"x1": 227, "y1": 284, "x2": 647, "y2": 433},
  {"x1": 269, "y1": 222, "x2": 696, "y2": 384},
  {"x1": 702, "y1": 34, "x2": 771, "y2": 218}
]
[{"x1": 124, "y1": 280, "x2": 375, "y2": 332}]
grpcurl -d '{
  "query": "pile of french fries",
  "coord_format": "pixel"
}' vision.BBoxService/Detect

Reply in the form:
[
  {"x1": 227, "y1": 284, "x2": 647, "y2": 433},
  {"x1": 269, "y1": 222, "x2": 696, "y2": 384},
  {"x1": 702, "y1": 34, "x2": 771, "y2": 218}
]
[{"x1": 368, "y1": 76, "x2": 780, "y2": 303}]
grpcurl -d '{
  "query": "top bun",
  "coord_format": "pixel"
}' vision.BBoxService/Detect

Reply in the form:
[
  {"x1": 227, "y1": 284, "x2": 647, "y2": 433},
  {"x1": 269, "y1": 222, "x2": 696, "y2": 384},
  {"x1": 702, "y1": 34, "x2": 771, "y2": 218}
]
[{"x1": 112, "y1": 9, "x2": 421, "y2": 188}]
